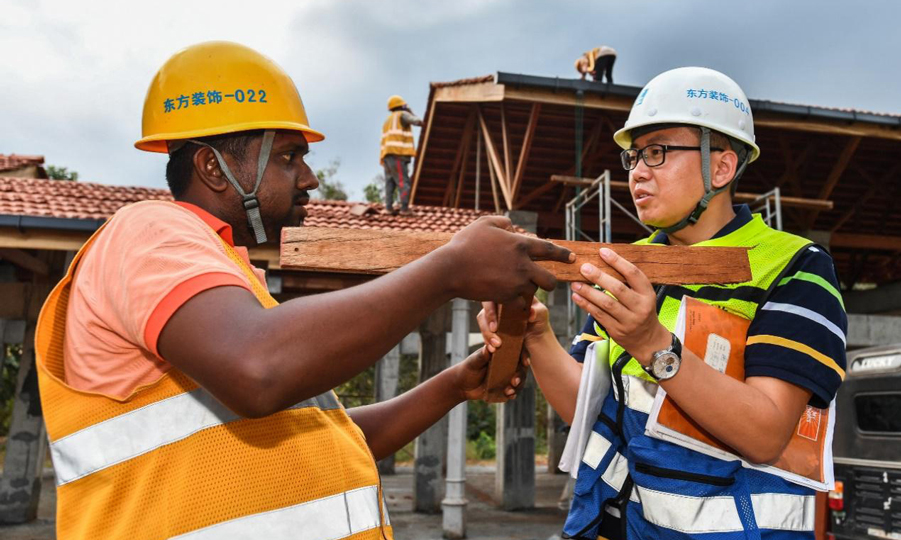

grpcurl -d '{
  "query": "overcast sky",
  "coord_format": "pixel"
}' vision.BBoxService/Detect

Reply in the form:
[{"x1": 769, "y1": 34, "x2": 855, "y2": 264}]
[{"x1": 3, "y1": 0, "x2": 899, "y2": 201}]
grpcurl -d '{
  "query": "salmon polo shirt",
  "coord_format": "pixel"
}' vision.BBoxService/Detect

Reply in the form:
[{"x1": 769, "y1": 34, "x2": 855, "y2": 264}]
[{"x1": 63, "y1": 200, "x2": 268, "y2": 398}]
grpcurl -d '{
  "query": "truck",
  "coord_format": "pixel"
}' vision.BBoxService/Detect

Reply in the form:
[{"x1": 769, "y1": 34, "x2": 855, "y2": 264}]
[{"x1": 827, "y1": 344, "x2": 901, "y2": 540}]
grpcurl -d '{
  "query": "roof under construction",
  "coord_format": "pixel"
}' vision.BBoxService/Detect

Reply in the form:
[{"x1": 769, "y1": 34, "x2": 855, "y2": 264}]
[{"x1": 410, "y1": 73, "x2": 901, "y2": 286}]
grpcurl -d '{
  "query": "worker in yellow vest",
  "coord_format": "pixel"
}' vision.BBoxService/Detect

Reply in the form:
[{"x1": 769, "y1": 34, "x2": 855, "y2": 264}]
[
  {"x1": 575, "y1": 46, "x2": 617, "y2": 83},
  {"x1": 379, "y1": 95, "x2": 421, "y2": 215},
  {"x1": 34, "y1": 41, "x2": 573, "y2": 540}
]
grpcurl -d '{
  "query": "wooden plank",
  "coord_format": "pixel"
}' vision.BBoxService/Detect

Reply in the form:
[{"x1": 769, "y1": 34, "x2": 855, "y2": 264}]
[
  {"x1": 503, "y1": 86, "x2": 634, "y2": 112},
  {"x1": 831, "y1": 233, "x2": 901, "y2": 252},
  {"x1": 434, "y1": 82, "x2": 504, "y2": 103},
  {"x1": 487, "y1": 149, "x2": 502, "y2": 213},
  {"x1": 281, "y1": 227, "x2": 751, "y2": 399},
  {"x1": 0, "y1": 228, "x2": 91, "y2": 251},
  {"x1": 442, "y1": 111, "x2": 476, "y2": 207},
  {"x1": 485, "y1": 299, "x2": 529, "y2": 401},
  {"x1": 548, "y1": 175, "x2": 834, "y2": 211},
  {"x1": 755, "y1": 114, "x2": 901, "y2": 142},
  {"x1": 511, "y1": 103, "x2": 540, "y2": 204},
  {"x1": 280, "y1": 227, "x2": 752, "y2": 285},
  {"x1": 806, "y1": 136, "x2": 861, "y2": 229},
  {"x1": 501, "y1": 104, "x2": 512, "y2": 194},
  {"x1": 477, "y1": 107, "x2": 513, "y2": 210},
  {"x1": 454, "y1": 133, "x2": 472, "y2": 209},
  {"x1": 433, "y1": 80, "x2": 901, "y2": 142},
  {"x1": 410, "y1": 97, "x2": 438, "y2": 204}
]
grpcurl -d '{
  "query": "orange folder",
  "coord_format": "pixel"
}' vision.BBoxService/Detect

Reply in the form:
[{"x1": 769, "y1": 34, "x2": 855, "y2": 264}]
[{"x1": 647, "y1": 296, "x2": 834, "y2": 491}]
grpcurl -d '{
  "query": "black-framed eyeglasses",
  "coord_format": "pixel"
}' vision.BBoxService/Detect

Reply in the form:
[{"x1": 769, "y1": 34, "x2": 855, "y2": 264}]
[{"x1": 620, "y1": 144, "x2": 723, "y2": 171}]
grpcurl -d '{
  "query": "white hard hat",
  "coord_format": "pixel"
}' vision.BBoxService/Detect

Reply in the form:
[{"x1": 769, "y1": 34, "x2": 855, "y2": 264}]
[{"x1": 614, "y1": 67, "x2": 760, "y2": 162}]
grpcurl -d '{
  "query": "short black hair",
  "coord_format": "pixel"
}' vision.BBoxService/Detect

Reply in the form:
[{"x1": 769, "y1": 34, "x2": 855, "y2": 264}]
[{"x1": 165, "y1": 131, "x2": 261, "y2": 198}]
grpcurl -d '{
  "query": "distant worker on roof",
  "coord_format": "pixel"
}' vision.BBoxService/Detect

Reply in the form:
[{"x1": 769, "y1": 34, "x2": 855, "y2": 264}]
[
  {"x1": 34, "y1": 41, "x2": 574, "y2": 540},
  {"x1": 575, "y1": 45, "x2": 617, "y2": 83},
  {"x1": 379, "y1": 94, "x2": 422, "y2": 216}
]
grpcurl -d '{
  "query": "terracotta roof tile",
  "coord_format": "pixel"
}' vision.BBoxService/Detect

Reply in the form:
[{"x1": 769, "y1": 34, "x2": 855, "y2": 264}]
[
  {"x1": 0, "y1": 154, "x2": 45, "y2": 172},
  {"x1": 0, "y1": 176, "x2": 502, "y2": 234}
]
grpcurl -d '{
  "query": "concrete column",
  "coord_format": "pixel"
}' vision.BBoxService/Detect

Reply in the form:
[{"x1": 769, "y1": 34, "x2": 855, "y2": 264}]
[
  {"x1": 547, "y1": 405, "x2": 567, "y2": 473},
  {"x1": 493, "y1": 209, "x2": 541, "y2": 510},
  {"x1": 847, "y1": 314, "x2": 901, "y2": 348},
  {"x1": 0, "y1": 269, "x2": 55, "y2": 524},
  {"x1": 374, "y1": 345, "x2": 401, "y2": 475},
  {"x1": 414, "y1": 304, "x2": 450, "y2": 513},
  {"x1": 495, "y1": 374, "x2": 536, "y2": 510},
  {"x1": 442, "y1": 298, "x2": 470, "y2": 538},
  {"x1": 546, "y1": 282, "x2": 571, "y2": 474}
]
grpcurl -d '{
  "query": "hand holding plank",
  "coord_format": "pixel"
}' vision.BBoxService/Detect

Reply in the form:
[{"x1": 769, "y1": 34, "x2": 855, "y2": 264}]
[
  {"x1": 439, "y1": 216, "x2": 575, "y2": 303},
  {"x1": 280, "y1": 226, "x2": 750, "y2": 401}
]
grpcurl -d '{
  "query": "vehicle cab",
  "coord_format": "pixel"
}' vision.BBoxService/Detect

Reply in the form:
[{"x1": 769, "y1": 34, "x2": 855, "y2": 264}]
[{"x1": 828, "y1": 345, "x2": 901, "y2": 540}]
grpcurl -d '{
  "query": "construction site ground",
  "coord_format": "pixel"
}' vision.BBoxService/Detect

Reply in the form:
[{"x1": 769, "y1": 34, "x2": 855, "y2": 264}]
[{"x1": 1, "y1": 463, "x2": 571, "y2": 540}]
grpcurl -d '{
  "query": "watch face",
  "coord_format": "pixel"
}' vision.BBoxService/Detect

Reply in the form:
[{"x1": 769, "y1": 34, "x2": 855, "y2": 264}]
[{"x1": 653, "y1": 352, "x2": 681, "y2": 380}]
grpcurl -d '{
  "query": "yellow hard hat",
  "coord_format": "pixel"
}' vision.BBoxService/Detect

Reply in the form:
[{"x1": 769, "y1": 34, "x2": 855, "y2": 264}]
[
  {"x1": 387, "y1": 95, "x2": 407, "y2": 110},
  {"x1": 135, "y1": 41, "x2": 325, "y2": 153}
]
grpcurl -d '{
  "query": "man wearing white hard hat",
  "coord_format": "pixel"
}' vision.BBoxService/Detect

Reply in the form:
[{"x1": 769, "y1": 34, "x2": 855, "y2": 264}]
[{"x1": 479, "y1": 67, "x2": 847, "y2": 539}]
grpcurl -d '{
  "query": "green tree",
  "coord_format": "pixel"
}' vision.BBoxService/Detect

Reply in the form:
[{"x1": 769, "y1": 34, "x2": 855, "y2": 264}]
[
  {"x1": 315, "y1": 158, "x2": 347, "y2": 201},
  {"x1": 46, "y1": 165, "x2": 79, "y2": 181},
  {"x1": 363, "y1": 174, "x2": 386, "y2": 204}
]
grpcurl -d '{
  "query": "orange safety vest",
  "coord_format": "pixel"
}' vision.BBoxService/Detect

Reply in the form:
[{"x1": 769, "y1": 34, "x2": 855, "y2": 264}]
[
  {"x1": 379, "y1": 111, "x2": 416, "y2": 164},
  {"x1": 35, "y1": 219, "x2": 392, "y2": 540}
]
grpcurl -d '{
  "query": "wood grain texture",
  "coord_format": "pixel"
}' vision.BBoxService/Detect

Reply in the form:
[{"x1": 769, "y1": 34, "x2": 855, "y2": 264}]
[
  {"x1": 484, "y1": 299, "x2": 530, "y2": 402},
  {"x1": 281, "y1": 227, "x2": 751, "y2": 285}
]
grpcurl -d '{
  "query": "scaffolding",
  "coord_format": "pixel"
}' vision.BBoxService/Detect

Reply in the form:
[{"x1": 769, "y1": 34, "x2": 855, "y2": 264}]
[{"x1": 564, "y1": 174, "x2": 784, "y2": 337}]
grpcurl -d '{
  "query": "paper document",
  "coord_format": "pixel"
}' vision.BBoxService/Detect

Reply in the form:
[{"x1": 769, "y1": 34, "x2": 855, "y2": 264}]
[
  {"x1": 646, "y1": 296, "x2": 835, "y2": 491},
  {"x1": 559, "y1": 339, "x2": 611, "y2": 478}
]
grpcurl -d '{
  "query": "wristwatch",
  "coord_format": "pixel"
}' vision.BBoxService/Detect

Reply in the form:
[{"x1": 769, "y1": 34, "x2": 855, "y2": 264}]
[{"x1": 642, "y1": 333, "x2": 683, "y2": 381}]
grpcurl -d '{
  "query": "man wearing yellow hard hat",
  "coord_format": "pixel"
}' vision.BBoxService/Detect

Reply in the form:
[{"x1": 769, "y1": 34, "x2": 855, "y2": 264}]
[
  {"x1": 33, "y1": 41, "x2": 573, "y2": 540},
  {"x1": 379, "y1": 95, "x2": 422, "y2": 215}
]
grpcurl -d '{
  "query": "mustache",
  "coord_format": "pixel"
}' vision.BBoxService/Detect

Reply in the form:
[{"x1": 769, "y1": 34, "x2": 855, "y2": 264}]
[{"x1": 293, "y1": 191, "x2": 310, "y2": 203}]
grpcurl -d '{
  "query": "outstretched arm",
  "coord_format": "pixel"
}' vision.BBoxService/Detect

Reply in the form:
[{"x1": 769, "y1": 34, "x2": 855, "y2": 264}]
[
  {"x1": 158, "y1": 216, "x2": 573, "y2": 419},
  {"x1": 349, "y1": 347, "x2": 525, "y2": 460}
]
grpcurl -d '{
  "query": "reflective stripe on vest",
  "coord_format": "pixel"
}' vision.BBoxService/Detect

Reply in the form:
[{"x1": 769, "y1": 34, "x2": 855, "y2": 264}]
[
  {"x1": 613, "y1": 373, "x2": 657, "y2": 415},
  {"x1": 636, "y1": 488, "x2": 815, "y2": 534},
  {"x1": 171, "y1": 485, "x2": 384, "y2": 540},
  {"x1": 51, "y1": 387, "x2": 341, "y2": 485},
  {"x1": 379, "y1": 111, "x2": 415, "y2": 163}
]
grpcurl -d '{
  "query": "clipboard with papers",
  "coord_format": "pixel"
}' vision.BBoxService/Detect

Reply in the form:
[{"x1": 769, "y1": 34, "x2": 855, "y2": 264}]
[
  {"x1": 558, "y1": 338, "x2": 611, "y2": 478},
  {"x1": 645, "y1": 296, "x2": 836, "y2": 492}
]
